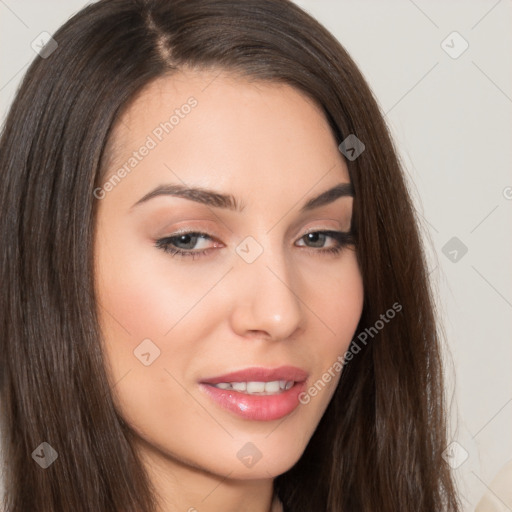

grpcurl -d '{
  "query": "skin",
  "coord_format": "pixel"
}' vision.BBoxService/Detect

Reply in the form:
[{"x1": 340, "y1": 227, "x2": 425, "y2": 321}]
[{"x1": 94, "y1": 69, "x2": 364, "y2": 512}]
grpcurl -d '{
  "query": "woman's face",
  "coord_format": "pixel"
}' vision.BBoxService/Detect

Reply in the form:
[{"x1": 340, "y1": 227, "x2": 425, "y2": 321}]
[{"x1": 94, "y1": 69, "x2": 364, "y2": 482}]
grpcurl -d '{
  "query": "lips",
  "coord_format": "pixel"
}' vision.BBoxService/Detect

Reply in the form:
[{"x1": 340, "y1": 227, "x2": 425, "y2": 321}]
[
  {"x1": 200, "y1": 365, "x2": 309, "y2": 385},
  {"x1": 198, "y1": 365, "x2": 309, "y2": 421}
]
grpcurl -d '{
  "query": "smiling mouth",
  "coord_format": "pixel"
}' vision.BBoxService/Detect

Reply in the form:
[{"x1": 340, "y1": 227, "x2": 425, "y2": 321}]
[
  {"x1": 208, "y1": 380, "x2": 295, "y2": 395},
  {"x1": 198, "y1": 365, "x2": 309, "y2": 421}
]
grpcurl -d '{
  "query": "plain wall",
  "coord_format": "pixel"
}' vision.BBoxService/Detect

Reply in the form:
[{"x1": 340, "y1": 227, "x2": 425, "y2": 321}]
[{"x1": 1, "y1": 1, "x2": 510, "y2": 510}]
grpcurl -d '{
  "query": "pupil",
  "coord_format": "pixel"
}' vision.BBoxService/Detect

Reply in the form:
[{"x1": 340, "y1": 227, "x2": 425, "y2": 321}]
[
  {"x1": 307, "y1": 233, "x2": 324, "y2": 247},
  {"x1": 177, "y1": 234, "x2": 197, "y2": 249}
]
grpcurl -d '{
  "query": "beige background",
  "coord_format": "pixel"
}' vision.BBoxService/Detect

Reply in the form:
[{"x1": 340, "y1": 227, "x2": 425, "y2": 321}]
[{"x1": 1, "y1": 1, "x2": 511, "y2": 510}]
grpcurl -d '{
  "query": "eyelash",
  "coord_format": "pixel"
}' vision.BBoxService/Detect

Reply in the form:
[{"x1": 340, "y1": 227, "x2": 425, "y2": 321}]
[{"x1": 154, "y1": 230, "x2": 354, "y2": 260}]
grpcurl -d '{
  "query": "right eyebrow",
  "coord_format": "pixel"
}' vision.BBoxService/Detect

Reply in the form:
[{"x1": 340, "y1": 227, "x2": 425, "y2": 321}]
[{"x1": 130, "y1": 184, "x2": 245, "y2": 212}]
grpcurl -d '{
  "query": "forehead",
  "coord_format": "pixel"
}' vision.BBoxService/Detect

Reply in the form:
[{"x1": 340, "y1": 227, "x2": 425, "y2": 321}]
[
  {"x1": 121, "y1": 68, "x2": 326, "y2": 126},
  {"x1": 100, "y1": 68, "x2": 349, "y2": 206}
]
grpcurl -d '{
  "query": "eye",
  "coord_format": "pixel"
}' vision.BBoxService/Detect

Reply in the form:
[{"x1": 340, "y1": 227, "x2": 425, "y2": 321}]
[
  {"x1": 155, "y1": 229, "x2": 354, "y2": 260},
  {"x1": 155, "y1": 232, "x2": 220, "y2": 259},
  {"x1": 296, "y1": 230, "x2": 354, "y2": 255}
]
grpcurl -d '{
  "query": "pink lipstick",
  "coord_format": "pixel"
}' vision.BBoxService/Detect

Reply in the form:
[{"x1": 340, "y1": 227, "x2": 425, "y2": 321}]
[{"x1": 199, "y1": 366, "x2": 308, "y2": 421}]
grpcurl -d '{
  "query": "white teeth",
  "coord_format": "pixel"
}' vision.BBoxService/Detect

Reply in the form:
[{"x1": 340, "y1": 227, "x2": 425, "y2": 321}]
[
  {"x1": 232, "y1": 382, "x2": 247, "y2": 392},
  {"x1": 246, "y1": 381, "x2": 265, "y2": 393},
  {"x1": 264, "y1": 381, "x2": 280, "y2": 393},
  {"x1": 212, "y1": 380, "x2": 295, "y2": 395}
]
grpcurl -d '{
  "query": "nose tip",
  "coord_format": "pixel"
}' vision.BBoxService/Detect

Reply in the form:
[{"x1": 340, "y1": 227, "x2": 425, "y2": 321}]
[{"x1": 228, "y1": 257, "x2": 304, "y2": 341}]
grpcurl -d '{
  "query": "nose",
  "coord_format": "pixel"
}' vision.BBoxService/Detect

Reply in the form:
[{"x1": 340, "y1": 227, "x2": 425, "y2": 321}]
[{"x1": 228, "y1": 244, "x2": 304, "y2": 341}]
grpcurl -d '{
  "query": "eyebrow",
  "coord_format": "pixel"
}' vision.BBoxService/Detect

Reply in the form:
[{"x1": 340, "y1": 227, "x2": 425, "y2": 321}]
[{"x1": 130, "y1": 182, "x2": 354, "y2": 213}]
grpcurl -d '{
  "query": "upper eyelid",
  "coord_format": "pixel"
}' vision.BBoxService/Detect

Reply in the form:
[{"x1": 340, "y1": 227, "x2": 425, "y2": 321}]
[{"x1": 162, "y1": 227, "x2": 351, "y2": 238}]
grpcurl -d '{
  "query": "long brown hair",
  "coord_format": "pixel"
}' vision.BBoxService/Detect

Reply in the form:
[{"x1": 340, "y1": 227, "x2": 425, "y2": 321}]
[{"x1": 0, "y1": 0, "x2": 460, "y2": 510}]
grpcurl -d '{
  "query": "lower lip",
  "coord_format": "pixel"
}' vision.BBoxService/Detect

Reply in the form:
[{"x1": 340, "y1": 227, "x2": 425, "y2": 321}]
[{"x1": 199, "y1": 381, "x2": 307, "y2": 421}]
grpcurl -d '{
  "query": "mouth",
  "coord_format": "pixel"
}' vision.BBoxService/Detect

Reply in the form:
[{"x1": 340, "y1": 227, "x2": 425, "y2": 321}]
[
  {"x1": 198, "y1": 365, "x2": 308, "y2": 421},
  {"x1": 208, "y1": 379, "x2": 296, "y2": 395}
]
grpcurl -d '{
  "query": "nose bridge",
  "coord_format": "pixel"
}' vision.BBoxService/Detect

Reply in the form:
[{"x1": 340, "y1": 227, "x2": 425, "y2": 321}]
[{"x1": 229, "y1": 234, "x2": 304, "y2": 339}]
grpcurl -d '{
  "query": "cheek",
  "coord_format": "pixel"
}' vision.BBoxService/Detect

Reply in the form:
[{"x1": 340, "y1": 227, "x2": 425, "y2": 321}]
[
  {"x1": 303, "y1": 251, "x2": 364, "y2": 397},
  {"x1": 94, "y1": 233, "x2": 223, "y2": 448},
  {"x1": 310, "y1": 250, "x2": 364, "y2": 350},
  {"x1": 94, "y1": 226, "x2": 232, "y2": 404},
  {"x1": 94, "y1": 226, "x2": 220, "y2": 341},
  {"x1": 97, "y1": 258, "x2": 176, "y2": 339}
]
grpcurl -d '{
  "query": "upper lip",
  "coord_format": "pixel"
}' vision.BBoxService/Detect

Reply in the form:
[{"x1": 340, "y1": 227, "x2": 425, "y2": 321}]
[{"x1": 200, "y1": 365, "x2": 309, "y2": 384}]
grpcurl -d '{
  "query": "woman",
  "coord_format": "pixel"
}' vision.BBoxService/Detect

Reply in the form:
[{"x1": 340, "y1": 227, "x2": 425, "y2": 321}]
[{"x1": 0, "y1": 0, "x2": 460, "y2": 510}]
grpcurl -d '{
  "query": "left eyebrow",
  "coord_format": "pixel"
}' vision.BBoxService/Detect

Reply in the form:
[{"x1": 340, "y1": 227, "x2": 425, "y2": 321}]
[{"x1": 299, "y1": 182, "x2": 354, "y2": 212}]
